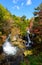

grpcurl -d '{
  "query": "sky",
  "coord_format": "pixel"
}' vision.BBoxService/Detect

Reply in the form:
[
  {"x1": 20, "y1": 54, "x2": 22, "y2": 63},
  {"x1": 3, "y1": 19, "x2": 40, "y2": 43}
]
[{"x1": 0, "y1": 0, "x2": 42, "y2": 19}]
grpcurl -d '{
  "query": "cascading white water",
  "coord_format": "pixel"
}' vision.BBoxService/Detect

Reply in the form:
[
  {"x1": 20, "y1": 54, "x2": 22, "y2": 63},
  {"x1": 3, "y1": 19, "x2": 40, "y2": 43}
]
[
  {"x1": 25, "y1": 29, "x2": 32, "y2": 47},
  {"x1": 3, "y1": 34, "x2": 18, "y2": 55}
]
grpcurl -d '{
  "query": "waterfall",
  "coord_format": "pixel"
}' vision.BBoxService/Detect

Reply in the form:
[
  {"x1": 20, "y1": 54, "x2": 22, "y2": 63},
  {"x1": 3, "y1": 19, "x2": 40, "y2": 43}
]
[
  {"x1": 25, "y1": 29, "x2": 32, "y2": 47},
  {"x1": 3, "y1": 34, "x2": 18, "y2": 55}
]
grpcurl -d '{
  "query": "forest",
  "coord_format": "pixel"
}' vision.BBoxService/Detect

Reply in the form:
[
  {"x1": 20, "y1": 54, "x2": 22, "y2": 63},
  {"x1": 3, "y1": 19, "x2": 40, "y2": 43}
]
[{"x1": 0, "y1": 3, "x2": 42, "y2": 65}]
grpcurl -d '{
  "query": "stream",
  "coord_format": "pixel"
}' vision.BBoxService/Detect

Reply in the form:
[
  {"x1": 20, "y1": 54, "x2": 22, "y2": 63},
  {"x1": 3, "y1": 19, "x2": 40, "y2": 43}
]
[
  {"x1": 0, "y1": 29, "x2": 34, "y2": 65},
  {"x1": 0, "y1": 34, "x2": 23, "y2": 65}
]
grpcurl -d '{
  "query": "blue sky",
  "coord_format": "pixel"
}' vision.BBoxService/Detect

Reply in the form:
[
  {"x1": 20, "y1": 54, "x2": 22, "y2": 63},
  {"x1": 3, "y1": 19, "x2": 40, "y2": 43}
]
[{"x1": 0, "y1": 0, "x2": 42, "y2": 18}]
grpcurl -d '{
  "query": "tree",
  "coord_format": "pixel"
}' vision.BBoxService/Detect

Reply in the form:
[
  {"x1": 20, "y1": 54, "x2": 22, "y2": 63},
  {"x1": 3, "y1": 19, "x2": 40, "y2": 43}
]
[
  {"x1": 13, "y1": 15, "x2": 29, "y2": 36},
  {"x1": 21, "y1": 15, "x2": 26, "y2": 21},
  {"x1": 32, "y1": 3, "x2": 42, "y2": 54},
  {"x1": 33, "y1": 3, "x2": 42, "y2": 34},
  {"x1": 0, "y1": 4, "x2": 14, "y2": 35}
]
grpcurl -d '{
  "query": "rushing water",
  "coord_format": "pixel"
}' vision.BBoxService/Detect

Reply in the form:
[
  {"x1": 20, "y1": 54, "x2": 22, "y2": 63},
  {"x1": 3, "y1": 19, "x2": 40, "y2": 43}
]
[
  {"x1": 3, "y1": 34, "x2": 18, "y2": 56},
  {"x1": 0, "y1": 34, "x2": 24, "y2": 65},
  {"x1": 2, "y1": 29, "x2": 33, "y2": 55},
  {"x1": 25, "y1": 29, "x2": 33, "y2": 48},
  {"x1": 0, "y1": 30, "x2": 33, "y2": 65}
]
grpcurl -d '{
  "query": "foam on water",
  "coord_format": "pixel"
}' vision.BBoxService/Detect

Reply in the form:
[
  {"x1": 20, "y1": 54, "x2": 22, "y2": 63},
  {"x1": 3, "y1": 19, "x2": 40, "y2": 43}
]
[
  {"x1": 3, "y1": 35, "x2": 18, "y2": 55},
  {"x1": 25, "y1": 29, "x2": 32, "y2": 47}
]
